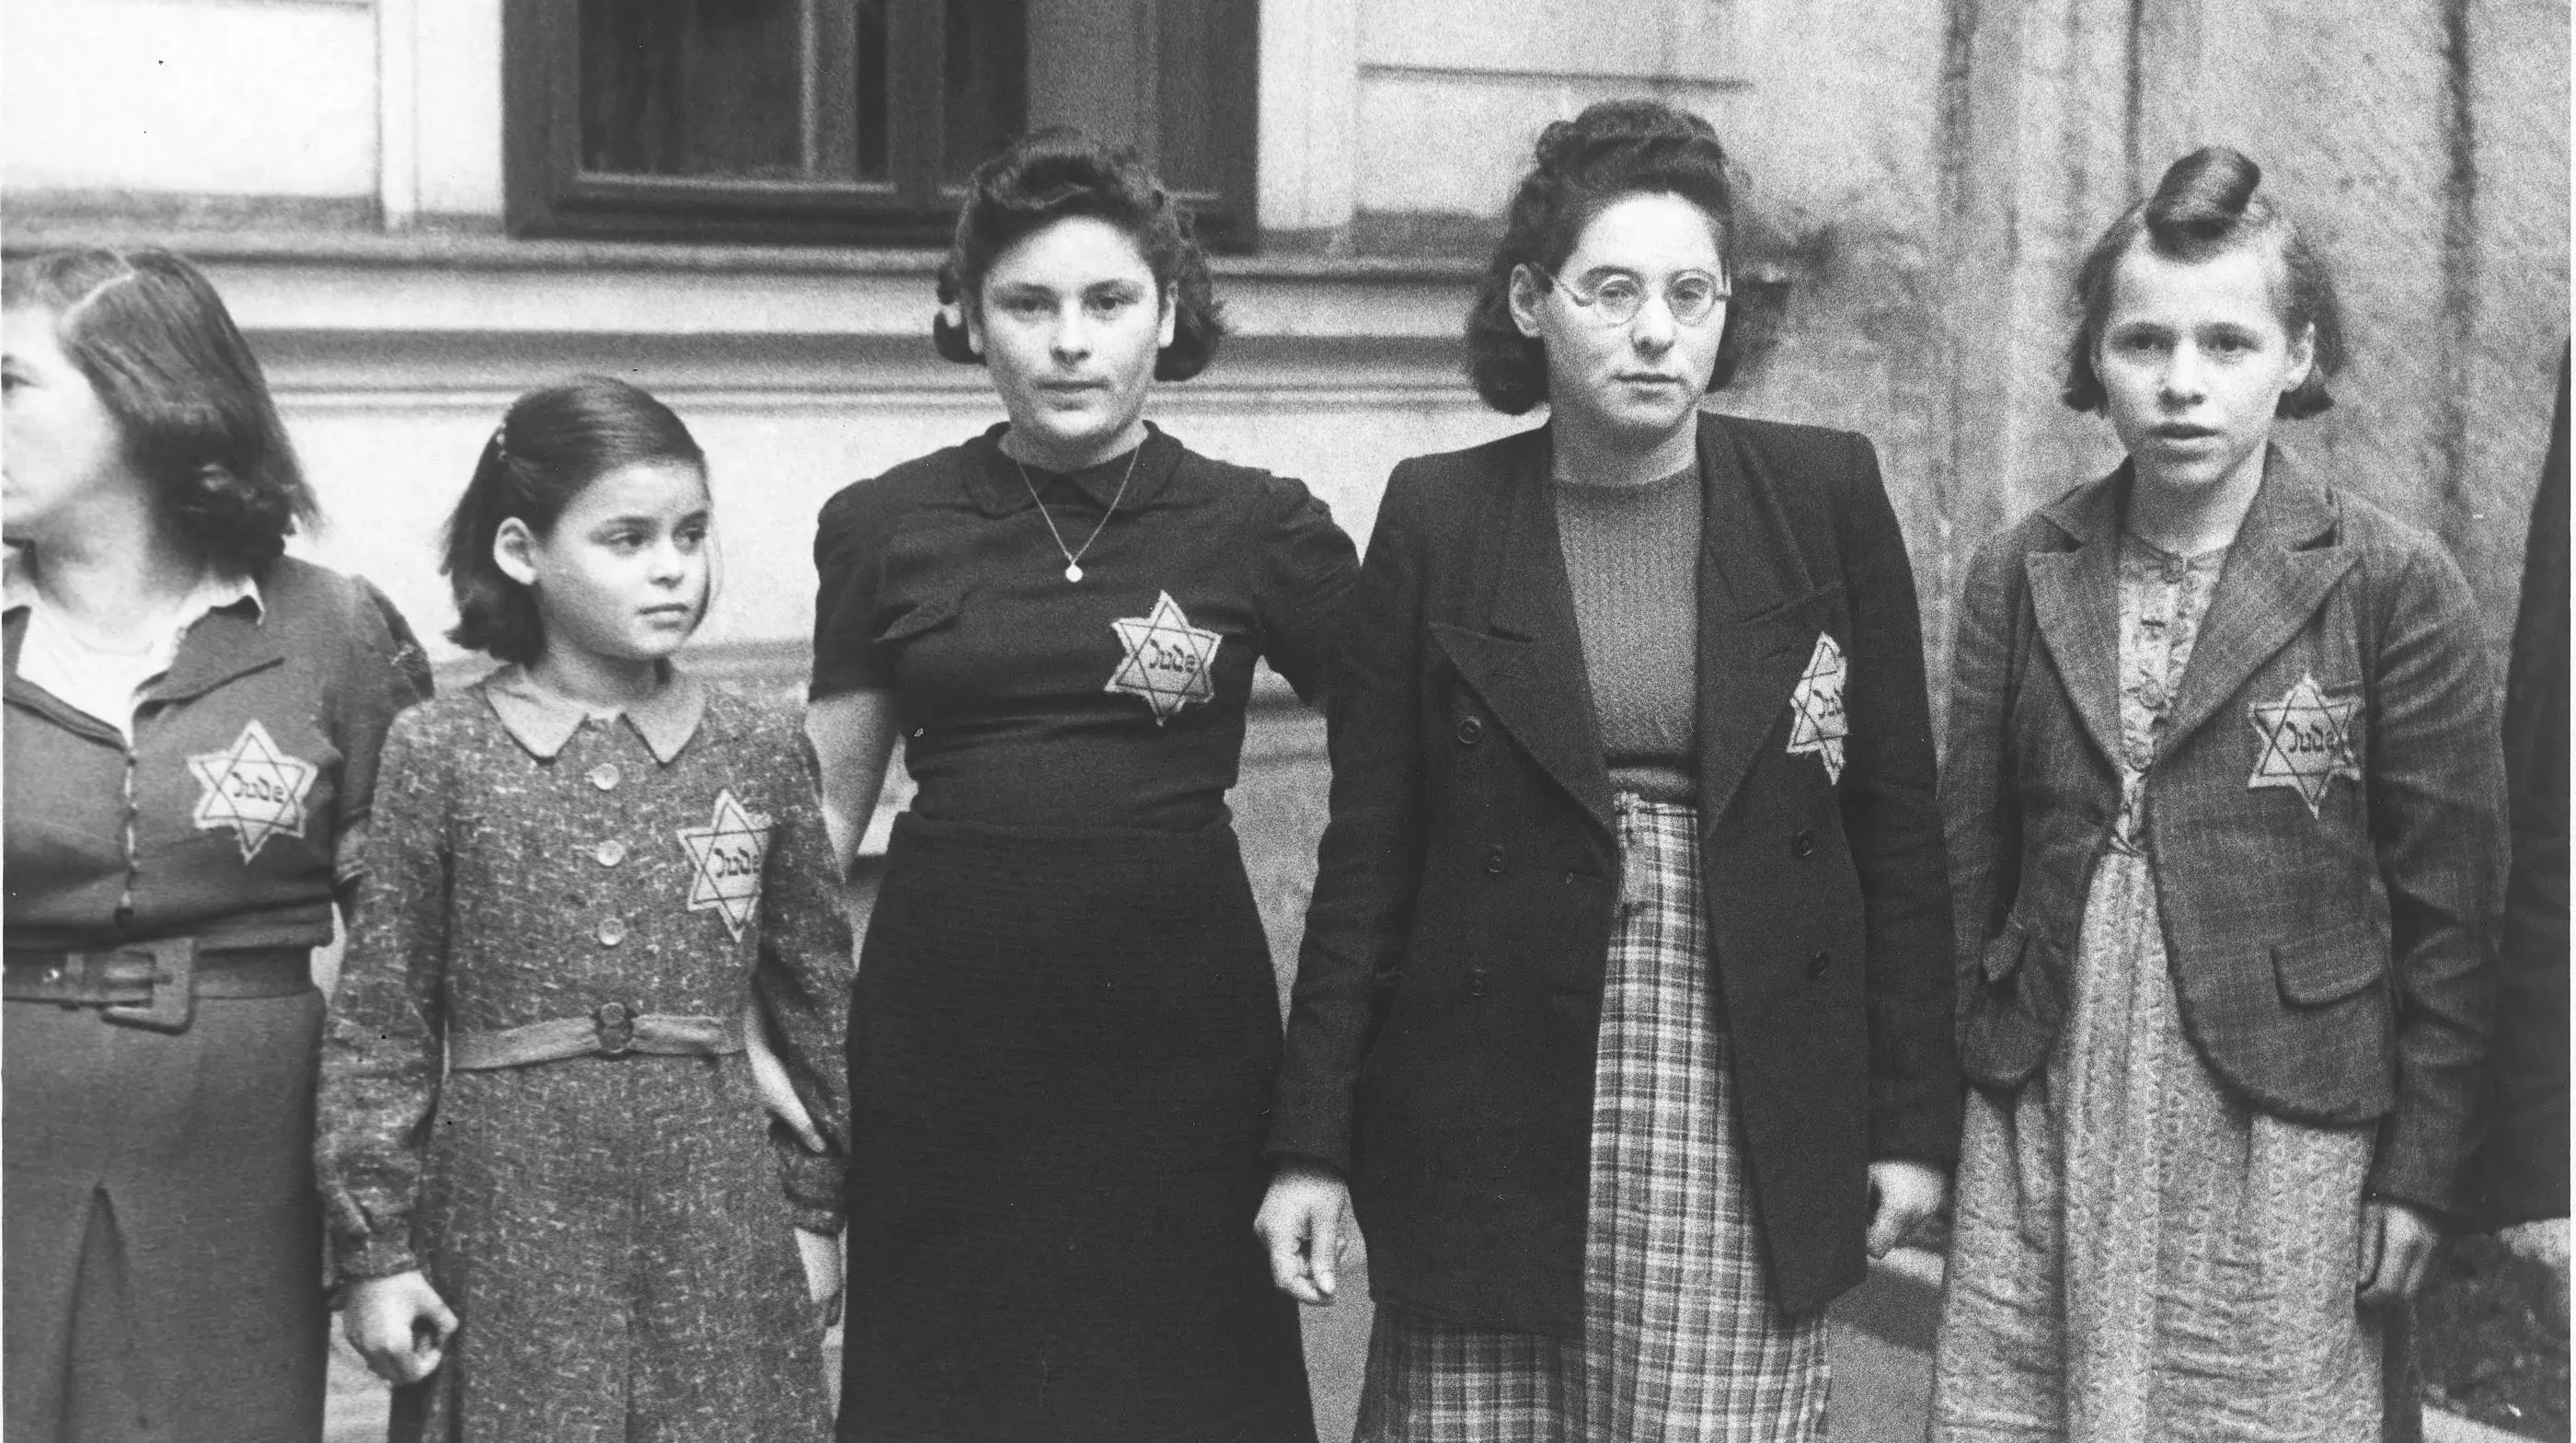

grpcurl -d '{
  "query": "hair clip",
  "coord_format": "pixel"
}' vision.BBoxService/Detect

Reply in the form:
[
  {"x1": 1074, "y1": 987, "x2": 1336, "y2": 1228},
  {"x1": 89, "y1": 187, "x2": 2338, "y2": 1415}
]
[{"x1": 491, "y1": 420, "x2": 510, "y2": 458}]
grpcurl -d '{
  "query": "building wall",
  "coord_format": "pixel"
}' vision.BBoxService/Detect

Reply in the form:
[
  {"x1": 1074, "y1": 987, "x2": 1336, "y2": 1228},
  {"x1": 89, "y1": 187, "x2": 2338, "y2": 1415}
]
[{"x1": 4, "y1": 0, "x2": 2566, "y2": 711}]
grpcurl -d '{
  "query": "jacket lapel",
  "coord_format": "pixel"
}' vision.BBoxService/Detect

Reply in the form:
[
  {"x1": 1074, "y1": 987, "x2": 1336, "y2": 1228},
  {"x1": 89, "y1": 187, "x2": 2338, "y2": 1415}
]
[
  {"x1": 1693, "y1": 413, "x2": 1808, "y2": 821},
  {"x1": 2024, "y1": 468, "x2": 2127, "y2": 768},
  {"x1": 1428, "y1": 427, "x2": 1616, "y2": 838},
  {"x1": 2160, "y1": 450, "x2": 2352, "y2": 756}
]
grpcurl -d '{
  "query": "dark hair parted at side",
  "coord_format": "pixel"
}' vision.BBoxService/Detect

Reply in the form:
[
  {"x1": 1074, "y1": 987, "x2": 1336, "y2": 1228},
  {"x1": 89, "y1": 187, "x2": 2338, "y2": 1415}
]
[
  {"x1": 442, "y1": 375, "x2": 706, "y2": 665},
  {"x1": 1468, "y1": 99, "x2": 1775, "y2": 416},
  {"x1": 3, "y1": 248, "x2": 316, "y2": 570},
  {"x1": 930, "y1": 126, "x2": 1225, "y2": 381},
  {"x1": 2063, "y1": 146, "x2": 2343, "y2": 419}
]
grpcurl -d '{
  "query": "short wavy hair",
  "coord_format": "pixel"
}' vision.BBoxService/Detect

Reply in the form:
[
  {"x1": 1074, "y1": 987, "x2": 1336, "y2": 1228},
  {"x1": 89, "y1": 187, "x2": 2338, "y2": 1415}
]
[
  {"x1": 441, "y1": 376, "x2": 706, "y2": 665},
  {"x1": 1466, "y1": 99, "x2": 1774, "y2": 415},
  {"x1": 2063, "y1": 146, "x2": 2343, "y2": 419},
  {"x1": 931, "y1": 127, "x2": 1226, "y2": 382},
  {"x1": 3, "y1": 248, "x2": 316, "y2": 570}
]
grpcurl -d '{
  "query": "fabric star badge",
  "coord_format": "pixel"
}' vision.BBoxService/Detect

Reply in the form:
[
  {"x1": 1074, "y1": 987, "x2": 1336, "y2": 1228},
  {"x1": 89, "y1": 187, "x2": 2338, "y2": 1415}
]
[
  {"x1": 188, "y1": 719, "x2": 318, "y2": 861},
  {"x1": 2247, "y1": 672, "x2": 2361, "y2": 817},
  {"x1": 1105, "y1": 590, "x2": 1220, "y2": 725},
  {"x1": 678, "y1": 789, "x2": 773, "y2": 941},
  {"x1": 1786, "y1": 631, "x2": 1849, "y2": 783}
]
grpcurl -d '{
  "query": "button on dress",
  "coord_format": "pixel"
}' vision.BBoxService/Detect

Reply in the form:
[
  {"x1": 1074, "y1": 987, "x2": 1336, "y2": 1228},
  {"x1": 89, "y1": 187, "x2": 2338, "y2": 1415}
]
[{"x1": 811, "y1": 423, "x2": 1359, "y2": 1443}]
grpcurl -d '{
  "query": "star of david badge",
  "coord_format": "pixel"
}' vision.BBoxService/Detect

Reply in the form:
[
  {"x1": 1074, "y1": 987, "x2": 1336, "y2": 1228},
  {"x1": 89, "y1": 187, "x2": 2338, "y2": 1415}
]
[
  {"x1": 1105, "y1": 590, "x2": 1220, "y2": 725},
  {"x1": 1786, "y1": 631, "x2": 1849, "y2": 784},
  {"x1": 678, "y1": 789, "x2": 773, "y2": 941},
  {"x1": 2246, "y1": 672, "x2": 2360, "y2": 818},
  {"x1": 188, "y1": 719, "x2": 318, "y2": 861}
]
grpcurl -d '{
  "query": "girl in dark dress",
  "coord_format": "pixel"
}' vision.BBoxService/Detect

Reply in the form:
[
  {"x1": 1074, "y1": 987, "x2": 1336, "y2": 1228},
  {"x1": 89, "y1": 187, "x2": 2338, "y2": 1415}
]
[
  {"x1": 807, "y1": 129, "x2": 1357, "y2": 1443},
  {"x1": 2, "y1": 248, "x2": 432, "y2": 1442}
]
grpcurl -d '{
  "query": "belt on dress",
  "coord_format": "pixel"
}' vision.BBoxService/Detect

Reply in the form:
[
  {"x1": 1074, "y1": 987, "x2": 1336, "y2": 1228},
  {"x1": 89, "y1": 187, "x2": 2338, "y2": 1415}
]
[
  {"x1": 3, "y1": 940, "x2": 313, "y2": 1033},
  {"x1": 446, "y1": 1003, "x2": 745, "y2": 1070}
]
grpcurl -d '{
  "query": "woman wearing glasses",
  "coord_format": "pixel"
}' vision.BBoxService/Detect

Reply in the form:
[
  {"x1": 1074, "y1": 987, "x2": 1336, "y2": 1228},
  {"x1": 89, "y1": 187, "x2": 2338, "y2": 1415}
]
[{"x1": 1258, "y1": 99, "x2": 1956, "y2": 1439}]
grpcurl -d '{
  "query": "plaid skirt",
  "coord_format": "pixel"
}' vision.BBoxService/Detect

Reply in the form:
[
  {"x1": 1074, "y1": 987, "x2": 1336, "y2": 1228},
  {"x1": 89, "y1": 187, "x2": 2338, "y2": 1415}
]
[{"x1": 1355, "y1": 796, "x2": 1829, "y2": 1443}]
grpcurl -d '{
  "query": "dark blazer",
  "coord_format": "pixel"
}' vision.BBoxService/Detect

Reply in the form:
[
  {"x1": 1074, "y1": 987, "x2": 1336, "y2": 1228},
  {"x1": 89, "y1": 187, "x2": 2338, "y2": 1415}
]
[
  {"x1": 1944, "y1": 451, "x2": 2503, "y2": 1221},
  {"x1": 2481, "y1": 347, "x2": 2570, "y2": 1228},
  {"x1": 1271, "y1": 413, "x2": 1957, "y2": 1333}
]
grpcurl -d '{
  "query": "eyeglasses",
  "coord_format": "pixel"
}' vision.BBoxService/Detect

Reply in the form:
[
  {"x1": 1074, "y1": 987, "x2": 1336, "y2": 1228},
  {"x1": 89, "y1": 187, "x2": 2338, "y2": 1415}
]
[{"x1": 1525, "y1": 263, "x2": 1731, "y2": 328}]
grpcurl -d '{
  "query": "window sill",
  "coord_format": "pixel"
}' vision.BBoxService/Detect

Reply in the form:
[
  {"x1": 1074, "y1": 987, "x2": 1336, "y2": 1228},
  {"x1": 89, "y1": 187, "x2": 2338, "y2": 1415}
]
[{"x1": 0, "y1": 217, "x2": 1486, "y2": 285}]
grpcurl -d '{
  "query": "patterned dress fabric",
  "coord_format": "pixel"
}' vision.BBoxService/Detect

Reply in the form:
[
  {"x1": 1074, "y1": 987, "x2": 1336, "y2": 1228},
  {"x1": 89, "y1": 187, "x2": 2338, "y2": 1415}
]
[
  {"x1": 1932, "y1": 537, "x2": 2383, "y2": 1441},
  {"x1": 317, "y1": 668, "x2": 852, "y2": 1443},
  {"x1": 1357, "y1": 796, "x2": 1829, "y2": 1443}
]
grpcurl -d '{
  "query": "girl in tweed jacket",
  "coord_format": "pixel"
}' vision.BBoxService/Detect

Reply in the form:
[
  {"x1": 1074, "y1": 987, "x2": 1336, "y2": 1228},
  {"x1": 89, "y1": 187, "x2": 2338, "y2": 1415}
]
[
  {"x1": 316, "y1": 378, "x2": 852, "y2": 1441},
  {"x1": 1931, "y1": 149, "x2": 2504, "y2": 1439}
]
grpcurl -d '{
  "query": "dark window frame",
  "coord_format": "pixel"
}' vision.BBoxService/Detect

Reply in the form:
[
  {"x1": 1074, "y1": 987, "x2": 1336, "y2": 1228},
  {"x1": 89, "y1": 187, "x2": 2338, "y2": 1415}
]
[{"x1": 503, "y1": 0, "x2": 1259, "y2": 250}]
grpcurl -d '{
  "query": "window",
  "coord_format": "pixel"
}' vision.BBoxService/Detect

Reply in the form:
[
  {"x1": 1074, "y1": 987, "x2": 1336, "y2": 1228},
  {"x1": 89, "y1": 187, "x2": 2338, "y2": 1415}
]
[{"x1": 505, "y1": 0, "x2": 1259, "y2": 248}]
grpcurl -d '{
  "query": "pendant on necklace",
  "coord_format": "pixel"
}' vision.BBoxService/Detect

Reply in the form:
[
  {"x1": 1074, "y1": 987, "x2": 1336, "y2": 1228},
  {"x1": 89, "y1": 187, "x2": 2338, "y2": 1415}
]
[{"x1": 1064, "y1": 563, "x2": 1085, "y2": 583}]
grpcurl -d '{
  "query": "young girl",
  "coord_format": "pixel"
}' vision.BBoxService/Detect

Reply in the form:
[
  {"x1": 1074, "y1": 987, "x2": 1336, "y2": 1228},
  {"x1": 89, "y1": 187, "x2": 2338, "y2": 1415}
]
[
  {"x1": 317, "y1": 376, "x2": 852, "y2": 1440},
  {"x1": 1931, "y1": 148, "x2": 2502, "y2": 1438}
]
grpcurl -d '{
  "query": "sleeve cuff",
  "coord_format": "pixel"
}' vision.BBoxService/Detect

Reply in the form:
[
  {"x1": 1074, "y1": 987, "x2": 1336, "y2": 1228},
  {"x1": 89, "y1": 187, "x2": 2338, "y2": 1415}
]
[{"x1": 332, "y1": 1232, "x2": 422, "y2": 1286}]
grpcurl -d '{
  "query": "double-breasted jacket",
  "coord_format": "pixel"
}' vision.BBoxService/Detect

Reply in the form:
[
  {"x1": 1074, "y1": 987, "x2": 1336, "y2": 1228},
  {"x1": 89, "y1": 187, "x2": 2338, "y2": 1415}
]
[{"x1": 1271, "y1": 413, "x2": 1958, "y2": 1333}]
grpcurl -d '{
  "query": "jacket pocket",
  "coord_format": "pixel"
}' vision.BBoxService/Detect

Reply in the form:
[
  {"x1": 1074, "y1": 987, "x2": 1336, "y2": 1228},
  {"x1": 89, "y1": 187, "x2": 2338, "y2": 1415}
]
[
  {"x1": 1979, "y1": 918, "x2": 2028, "y2": 984},
  {"x1": 2271, "y1": 919, "x2": 2386, "y2": 1006},
  {"x1": 1957, "y1": 915, "x2": 2064, "y2": 1091},
  {"x1": 1751, "y1": 581, "x2": 1848, "y2": 658}
]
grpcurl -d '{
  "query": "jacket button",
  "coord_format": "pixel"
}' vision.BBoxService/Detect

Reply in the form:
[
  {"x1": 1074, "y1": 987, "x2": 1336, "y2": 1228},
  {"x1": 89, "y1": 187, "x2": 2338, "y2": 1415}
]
[
  {"x1": 1805, "y1": 948, "x2": 1830, "y2": 979},
  {"x1": 1790, "y1": 829, "x2": 1815, "y2": 860},
  {"x1": 589, "y1": 763, "x2": 622, "y2": 791},
  {"x1": 1482, "y1": 845, "x2": 1510, "y2": 876},
  {"x1": 1455, "y1": 715, "x2": 1483, "y2": 746},
  {"x1": 1466, "y1": 968, "x2": 1489, "y2": 999},
  {"x1": 594, "y1": 839, "x2": 627, "y2": 867},
  {"x1": 596, "y1": 917, "x2": 627, "y2": 947}
]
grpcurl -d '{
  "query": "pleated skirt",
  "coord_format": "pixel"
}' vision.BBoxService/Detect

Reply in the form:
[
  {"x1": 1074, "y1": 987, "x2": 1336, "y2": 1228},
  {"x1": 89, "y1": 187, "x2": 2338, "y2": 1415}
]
[
  {"x1": 4, "y1": 989, "x2": 329, "y2": 1443},
  {"x1": 1356, "y1": 796, "x2": 1829, "y2": 1443},
  {"x1": 839, "y1": 812, "x2": 1316, "y2": 1443}
]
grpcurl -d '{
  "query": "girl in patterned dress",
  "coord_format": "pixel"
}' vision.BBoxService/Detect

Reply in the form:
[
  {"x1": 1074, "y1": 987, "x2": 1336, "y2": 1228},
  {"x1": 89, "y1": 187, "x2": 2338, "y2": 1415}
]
[
  {"x1": 317, "y1": 377, "x2": 853, "y2": 1441},
  {"x1": 1932, "y1": 148, "x2": 2503, "y2": 1440}
]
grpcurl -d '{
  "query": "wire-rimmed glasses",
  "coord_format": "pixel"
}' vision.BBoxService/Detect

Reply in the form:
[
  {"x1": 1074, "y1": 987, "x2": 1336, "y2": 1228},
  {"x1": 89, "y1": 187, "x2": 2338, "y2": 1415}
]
[{"x1": 1524, "y1": 262, "x2": 1731, "y2": 328}]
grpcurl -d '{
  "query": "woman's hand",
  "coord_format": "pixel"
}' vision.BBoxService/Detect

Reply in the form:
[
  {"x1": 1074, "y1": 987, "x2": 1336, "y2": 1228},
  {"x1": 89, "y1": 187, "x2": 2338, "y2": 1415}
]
[
  {"x1": 1257, "y1": 1162, "x2": 1352, "y2": 1305},
  {"x1": 2357, "y1": 1200, "x2": 2442, "y2": 1307},
  {"x1": 796, "y1": 1226, "x2": 845, "y2": 1326},
  {"x1": 341, "y1": 1270, "x2": 458, "y2": 1386},
  {"x1": 1864, "y1": 1159, "x2": 1949, "y2": 1258}
]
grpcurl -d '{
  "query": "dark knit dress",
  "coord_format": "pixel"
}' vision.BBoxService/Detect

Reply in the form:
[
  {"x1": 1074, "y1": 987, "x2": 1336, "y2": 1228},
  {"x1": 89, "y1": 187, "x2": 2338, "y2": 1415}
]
[{"x1": 811, "y1": 424, "x2": 1357, "y2": 1443}]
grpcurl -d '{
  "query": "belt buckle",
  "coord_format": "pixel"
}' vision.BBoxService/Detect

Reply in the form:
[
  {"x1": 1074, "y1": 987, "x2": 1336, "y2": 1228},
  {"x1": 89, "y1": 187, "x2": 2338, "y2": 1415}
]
[
  {"x1": 101, "y1": 938, "x2": 197, "y2": 1033},
  {"x1": 593, "y1": 1001, "x2": 637, "y2": 1056}
]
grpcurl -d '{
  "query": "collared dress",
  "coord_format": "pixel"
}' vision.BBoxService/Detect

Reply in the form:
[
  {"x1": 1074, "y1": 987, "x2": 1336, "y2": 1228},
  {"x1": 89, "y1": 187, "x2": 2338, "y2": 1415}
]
[
  {"x1": 1933, "y1": 537, "x2": 2384, "y2": 1441},
  {"x1": 4, "y1": 555, "x2": 432, "y2": 1443},
  {"x1": 810, "y1": 422, "x2": 1359, "y2": 1443},
  {"x1": 316, "y1": 665, "x2": 853, "y2": 1442}
]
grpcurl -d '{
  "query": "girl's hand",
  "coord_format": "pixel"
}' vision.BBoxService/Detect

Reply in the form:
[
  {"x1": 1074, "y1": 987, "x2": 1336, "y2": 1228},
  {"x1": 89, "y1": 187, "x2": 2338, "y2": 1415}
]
[
  {"x1": 2357, "y1": 1200, "x2": 2441, "y2": 1307},
  {"x1": 341, "y1": 1270, "x2": 457, "y2": 1386},
  {"x1": 1256, "y1": 1162, "x2": 1352, "y2": 1305},
  {"x1": 795, "y1": 1226, "x2": 845, "y2": 1326},
  {"x1": 1865, "y1": 1160, "x2": 1949, "y2": 1258}
]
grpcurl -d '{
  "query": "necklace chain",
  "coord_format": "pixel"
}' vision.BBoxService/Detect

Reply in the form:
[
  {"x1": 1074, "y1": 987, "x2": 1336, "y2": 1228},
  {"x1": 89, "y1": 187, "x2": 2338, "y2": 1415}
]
[{"x1": 1015, "y1": 442, "x2": 1143, "y2": 584}]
